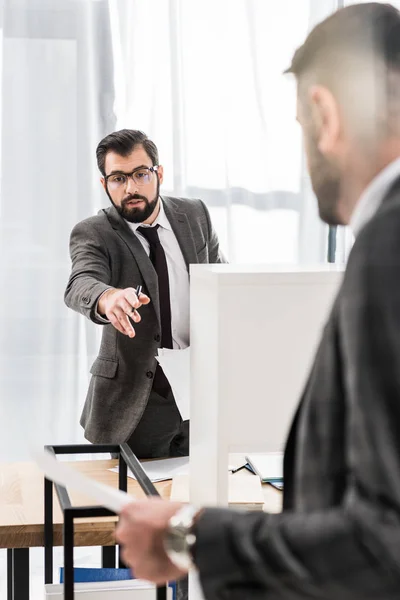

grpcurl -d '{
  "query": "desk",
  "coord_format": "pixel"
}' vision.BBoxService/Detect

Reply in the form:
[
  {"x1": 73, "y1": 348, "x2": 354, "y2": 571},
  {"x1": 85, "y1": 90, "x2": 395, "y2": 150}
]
[{"x1": 0, "y1": 458, "x2": 282, "y2": 599}]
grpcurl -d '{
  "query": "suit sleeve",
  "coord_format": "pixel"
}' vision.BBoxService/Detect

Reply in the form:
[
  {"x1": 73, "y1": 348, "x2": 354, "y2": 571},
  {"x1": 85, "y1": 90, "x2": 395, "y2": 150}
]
[
  {"x1": 199, "y1": 199, "x2": 228, "y2": 264},
  {"x1": 64, "y1": 220, "x2": 113, "y2": 324},
  {"x1": 194, "y1": 209, "x2": 400, "y2": 600}
]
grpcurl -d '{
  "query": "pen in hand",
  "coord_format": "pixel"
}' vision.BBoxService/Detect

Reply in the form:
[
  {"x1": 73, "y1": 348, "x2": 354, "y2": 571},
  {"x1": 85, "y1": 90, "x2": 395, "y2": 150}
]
[
  {"x1": 135, "y1": 284, "x2": 143, "y2": 300},
  {"x1": 132, "y1": 284, "x2": 143, "y2": 314},
  {"x1": 126, "y1": 285, "x2": 144, "y2": 333}
]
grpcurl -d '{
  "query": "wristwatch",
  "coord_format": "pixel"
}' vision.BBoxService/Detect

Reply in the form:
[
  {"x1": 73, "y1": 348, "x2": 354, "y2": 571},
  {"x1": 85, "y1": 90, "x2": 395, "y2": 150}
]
[{"x1": 163, "y1": 504, "x2": 201, "y2": 571}]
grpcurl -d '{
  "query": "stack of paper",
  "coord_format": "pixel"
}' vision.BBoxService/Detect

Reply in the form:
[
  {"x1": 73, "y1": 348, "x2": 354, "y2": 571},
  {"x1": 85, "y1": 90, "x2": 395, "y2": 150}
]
[
  {"x1": 45, "y1": 579, "x2": 173, "y2": 599},
  {"x1": 156, "y1": 347, "x2": 190, "y2": 420}
]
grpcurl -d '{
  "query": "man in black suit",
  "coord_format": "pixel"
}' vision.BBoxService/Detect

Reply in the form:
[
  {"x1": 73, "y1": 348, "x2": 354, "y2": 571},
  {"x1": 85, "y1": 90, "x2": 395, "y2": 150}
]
[{"x1": 116, "y1": 4, "x2": 400, "y2": 598}]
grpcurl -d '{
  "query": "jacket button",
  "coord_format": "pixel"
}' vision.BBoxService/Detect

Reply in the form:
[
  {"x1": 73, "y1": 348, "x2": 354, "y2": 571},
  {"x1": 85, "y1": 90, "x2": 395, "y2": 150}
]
[
  {"x1": 82, "y1": 296, "x2": 90, "y2": 304},
  {"x1": 154, "y1": 334, "x2": 161, "y2": 342},
  {"x1": 146, "y1": 371, "x2": 153, "y2": 379}
]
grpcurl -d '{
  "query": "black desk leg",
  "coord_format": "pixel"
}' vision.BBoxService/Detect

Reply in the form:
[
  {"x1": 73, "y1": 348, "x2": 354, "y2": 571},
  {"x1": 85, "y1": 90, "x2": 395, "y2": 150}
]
[
  {"x1": 102, "y1": 546, "x2": 116, "y2": 568},
  {"x1": 157, "y1": 586, "x2": 167, "y2": 600},
  {"x1": 64, "y1": 510, "x2": 74, "y2": 600},
  {"x1": 8, "y1": 548, "x2": 29, "y2": 600},
  {"x1": 118, "y1": 546, "x2": 127, "y2": 569},
  {"x1": 118, "y1": 454, "x2": 127, "y2": 569},
  {"x1": 7, "y1": 550, "x2": 13, "y2": 600},
  {"x1": 44, "y1": 477, "x2": 53, "y2": 584}
]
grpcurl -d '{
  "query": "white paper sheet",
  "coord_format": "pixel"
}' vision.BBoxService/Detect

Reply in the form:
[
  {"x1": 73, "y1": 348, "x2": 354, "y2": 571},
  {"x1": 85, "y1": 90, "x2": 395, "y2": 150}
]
[
  {"x1": 33, "y1": 449, "x2": 133, "y2": 513},
  {"x1": 110, "y1": 456, "x2": 190, "y2": 483},
  {"x1": 245, "y1": 452, "x2": 283, "y2": 482},
  {"x1": 45, "y1": 579, "x2": 173, "y2": 599},
  {"x1": 110, "y1": 457, "x2": 236, "y2": 483},
  {"x1": 155, "y1": 346, "x2": 190, "y2": 420}
]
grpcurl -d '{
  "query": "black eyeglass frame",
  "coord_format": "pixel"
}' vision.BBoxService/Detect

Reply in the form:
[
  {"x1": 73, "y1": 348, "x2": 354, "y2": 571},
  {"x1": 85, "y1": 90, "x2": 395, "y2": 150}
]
[{"x1": 104, "y1": 165, "x2": 159, "y2": 188}]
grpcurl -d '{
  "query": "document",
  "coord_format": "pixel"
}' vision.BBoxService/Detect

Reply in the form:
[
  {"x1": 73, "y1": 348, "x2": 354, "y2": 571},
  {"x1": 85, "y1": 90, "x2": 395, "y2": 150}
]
[
  {"x1": 156, "y1": 346, "x2": 190, "y2": 420},
  {"x1": 34, "y1": 449, "x2": 132, "y2": 513},
  {"x1": 110, "y1": 456, "x2": 190, "y2": 483},
  {"x1": 245, "y1": 452, "x2": 283, "y2": 483}
]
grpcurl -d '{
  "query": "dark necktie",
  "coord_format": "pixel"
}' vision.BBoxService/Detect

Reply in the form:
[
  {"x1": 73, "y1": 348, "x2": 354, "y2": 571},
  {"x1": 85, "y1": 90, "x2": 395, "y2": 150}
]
[{"x1": 137, "y1": 224, "x2": 173, "y2": 396}]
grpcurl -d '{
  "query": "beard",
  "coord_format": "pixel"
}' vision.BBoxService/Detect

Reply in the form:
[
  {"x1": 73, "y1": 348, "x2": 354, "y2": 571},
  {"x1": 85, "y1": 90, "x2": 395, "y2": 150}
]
[
  {"x1": 108, "y1": 177, "x2": 160, "y2": 223},
  {"x1": 305, "y1": 130, "x2": 343, "y2": 226}
]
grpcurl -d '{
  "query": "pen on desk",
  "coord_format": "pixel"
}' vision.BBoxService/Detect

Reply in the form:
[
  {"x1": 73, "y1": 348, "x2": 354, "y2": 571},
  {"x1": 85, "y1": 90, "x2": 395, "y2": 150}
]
[
  {"x1": 231, "y1": 463, "x2": 254, "y2": 475},
  {"x1": 231, "y1": 464, "x2": 246, "y2": 474}
]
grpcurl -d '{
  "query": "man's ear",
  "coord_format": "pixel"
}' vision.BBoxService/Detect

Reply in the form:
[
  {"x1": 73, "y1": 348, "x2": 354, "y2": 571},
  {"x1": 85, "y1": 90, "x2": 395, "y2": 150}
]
[
  {"x1": 100, "y1": 177, "x2": 106, "y2": 191},
  {"x1": 157, "y1": 165, "x2": 164, "y2": 185},
  {"x1": 309, "y1": 85, "x2": 341, "y2": 154}
]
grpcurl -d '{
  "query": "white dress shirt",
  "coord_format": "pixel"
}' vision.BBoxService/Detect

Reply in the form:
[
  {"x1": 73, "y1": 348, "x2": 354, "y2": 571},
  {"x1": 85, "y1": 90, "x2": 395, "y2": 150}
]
[
  {"x1": 127, "y1": 200, "x2": 190, "y2": 350},
  {"x1": 95, "y1": 201, "x2": 190, "y2": 349},
  {"x1": 350, "y1": 156, "x2": 400, "y2": 237}
]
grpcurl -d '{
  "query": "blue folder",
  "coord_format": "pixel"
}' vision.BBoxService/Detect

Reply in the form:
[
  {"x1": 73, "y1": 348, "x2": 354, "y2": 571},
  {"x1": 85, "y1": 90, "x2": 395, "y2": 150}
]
[{"x1": 60, "y1": 567, "x2": 132, "y2": 583}]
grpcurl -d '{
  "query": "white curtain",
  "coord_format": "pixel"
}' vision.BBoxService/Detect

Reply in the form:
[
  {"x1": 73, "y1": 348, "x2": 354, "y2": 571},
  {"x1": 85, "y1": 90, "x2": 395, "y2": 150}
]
[
  {"x1": 0, "y1": 0, "x2": 340, "y2": 463},
  {"x1": 0, "y1": 0, "x2": 116, "y2": 460},
  {"x1": 110, "y1": 0, "x2": 339, "y2": 265}
]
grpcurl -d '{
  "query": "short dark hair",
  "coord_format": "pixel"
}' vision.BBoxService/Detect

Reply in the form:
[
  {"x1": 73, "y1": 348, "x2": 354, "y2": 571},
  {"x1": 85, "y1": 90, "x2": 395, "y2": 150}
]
[
  {"x1": 96, "y1": 129, "x2": 159, "y2": 175},
  {"x1": 286, "y1": 3, "x2": 400, "y2": 78}
]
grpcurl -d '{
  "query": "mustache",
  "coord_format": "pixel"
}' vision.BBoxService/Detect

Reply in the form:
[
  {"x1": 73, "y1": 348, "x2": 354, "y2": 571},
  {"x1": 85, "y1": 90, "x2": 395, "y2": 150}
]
[{"x1": 122, "y1": 193, "x2": 148, "y2": 205}]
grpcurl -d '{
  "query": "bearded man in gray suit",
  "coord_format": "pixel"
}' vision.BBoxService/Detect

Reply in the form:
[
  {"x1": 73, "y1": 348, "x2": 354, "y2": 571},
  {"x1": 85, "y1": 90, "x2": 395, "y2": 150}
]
[
  {"x1": 116, "y1": 4, "x2": 400, "y2": 599},
  {"x1": 65, "y1": 129, "x2": 226, "y2": 458}
]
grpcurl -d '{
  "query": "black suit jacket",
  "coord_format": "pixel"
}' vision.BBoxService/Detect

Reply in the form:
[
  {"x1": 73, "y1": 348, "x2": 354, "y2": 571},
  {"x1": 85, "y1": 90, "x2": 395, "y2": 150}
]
[
  {"x1": 195, "y1": 178, "x2": 400, "y2": 599},
  {"x1": 64, "y1": 196, "x2": 226, "y2": 443}
]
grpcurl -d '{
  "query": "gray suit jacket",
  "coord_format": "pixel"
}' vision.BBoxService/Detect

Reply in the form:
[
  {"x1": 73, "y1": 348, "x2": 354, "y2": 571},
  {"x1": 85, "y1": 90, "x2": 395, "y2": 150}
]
[
  {"x1": 195, "y1": 178, "x2": 400, "y2": 600},
  {"x1": 64, "y1": 196, "x2": 226, "y2": 443}
]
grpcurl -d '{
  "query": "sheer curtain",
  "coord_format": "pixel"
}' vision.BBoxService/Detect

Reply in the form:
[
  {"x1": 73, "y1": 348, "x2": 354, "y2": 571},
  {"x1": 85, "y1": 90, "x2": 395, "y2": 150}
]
[
  {"x1": 0, "y1": 0, "x2": 339, "y2": 463},
  {"x1": 0, "y1": 0, "x2": 115, "y2": 460},
  {"x1": 109, "y1": 0, "x2": 338, "y2": 264}
]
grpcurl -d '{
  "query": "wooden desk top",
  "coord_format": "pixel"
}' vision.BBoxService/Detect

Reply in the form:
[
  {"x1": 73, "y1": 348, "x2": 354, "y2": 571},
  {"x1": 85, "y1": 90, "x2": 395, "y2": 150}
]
[{"x1": 0, "y1": 459, "x2": 281, "y2": 549}]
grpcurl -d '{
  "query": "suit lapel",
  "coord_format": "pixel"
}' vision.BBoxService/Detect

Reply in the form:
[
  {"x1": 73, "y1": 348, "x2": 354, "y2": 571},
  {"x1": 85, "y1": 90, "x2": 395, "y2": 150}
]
[
  {"x1": 106, "y1": 206, "x2": 161, "y2": 325},
  {"x1": 162, "y1": 196, "x2": 198, "y2": 271}
]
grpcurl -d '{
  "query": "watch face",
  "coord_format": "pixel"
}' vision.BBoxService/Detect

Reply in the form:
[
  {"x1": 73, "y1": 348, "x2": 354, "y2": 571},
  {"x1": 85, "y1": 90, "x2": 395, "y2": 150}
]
[
  {"x1": 165, "y1": 528, "x2": 193, "y2": 571},
  {"x1": 166, "y1": 526, "x2": 188, "y2": 554},
  {"x1": 164, "y1": 505, "x2": 199, "y2": 570}
]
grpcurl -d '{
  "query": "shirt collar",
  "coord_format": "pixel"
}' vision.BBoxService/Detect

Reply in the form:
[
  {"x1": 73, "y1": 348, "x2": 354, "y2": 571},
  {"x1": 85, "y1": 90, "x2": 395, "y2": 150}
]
[
  {"x1": 126, "y1": 197, "x2": 173, "y2": 233},
  {"x1": 350, "y1": 156, "x2": 400, "y2": 237}
]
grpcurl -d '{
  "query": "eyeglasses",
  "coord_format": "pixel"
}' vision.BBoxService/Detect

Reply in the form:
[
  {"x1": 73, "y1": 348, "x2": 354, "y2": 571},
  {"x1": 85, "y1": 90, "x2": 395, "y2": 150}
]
[{"x1": 105, "y1": 166, "x2": 159, "y2": 191}]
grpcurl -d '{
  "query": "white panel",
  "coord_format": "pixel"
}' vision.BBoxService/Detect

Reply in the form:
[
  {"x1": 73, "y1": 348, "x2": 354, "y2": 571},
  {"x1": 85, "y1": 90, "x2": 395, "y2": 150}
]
[{"x1": 189, "y1": 264, "x2": 343, "y2": 510}]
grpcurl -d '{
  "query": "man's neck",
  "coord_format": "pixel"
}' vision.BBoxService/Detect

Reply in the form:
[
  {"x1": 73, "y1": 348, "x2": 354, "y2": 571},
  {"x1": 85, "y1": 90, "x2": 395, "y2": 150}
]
[{"x1": 340, "y1": 141, "x2": 400, "y2": 223}]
